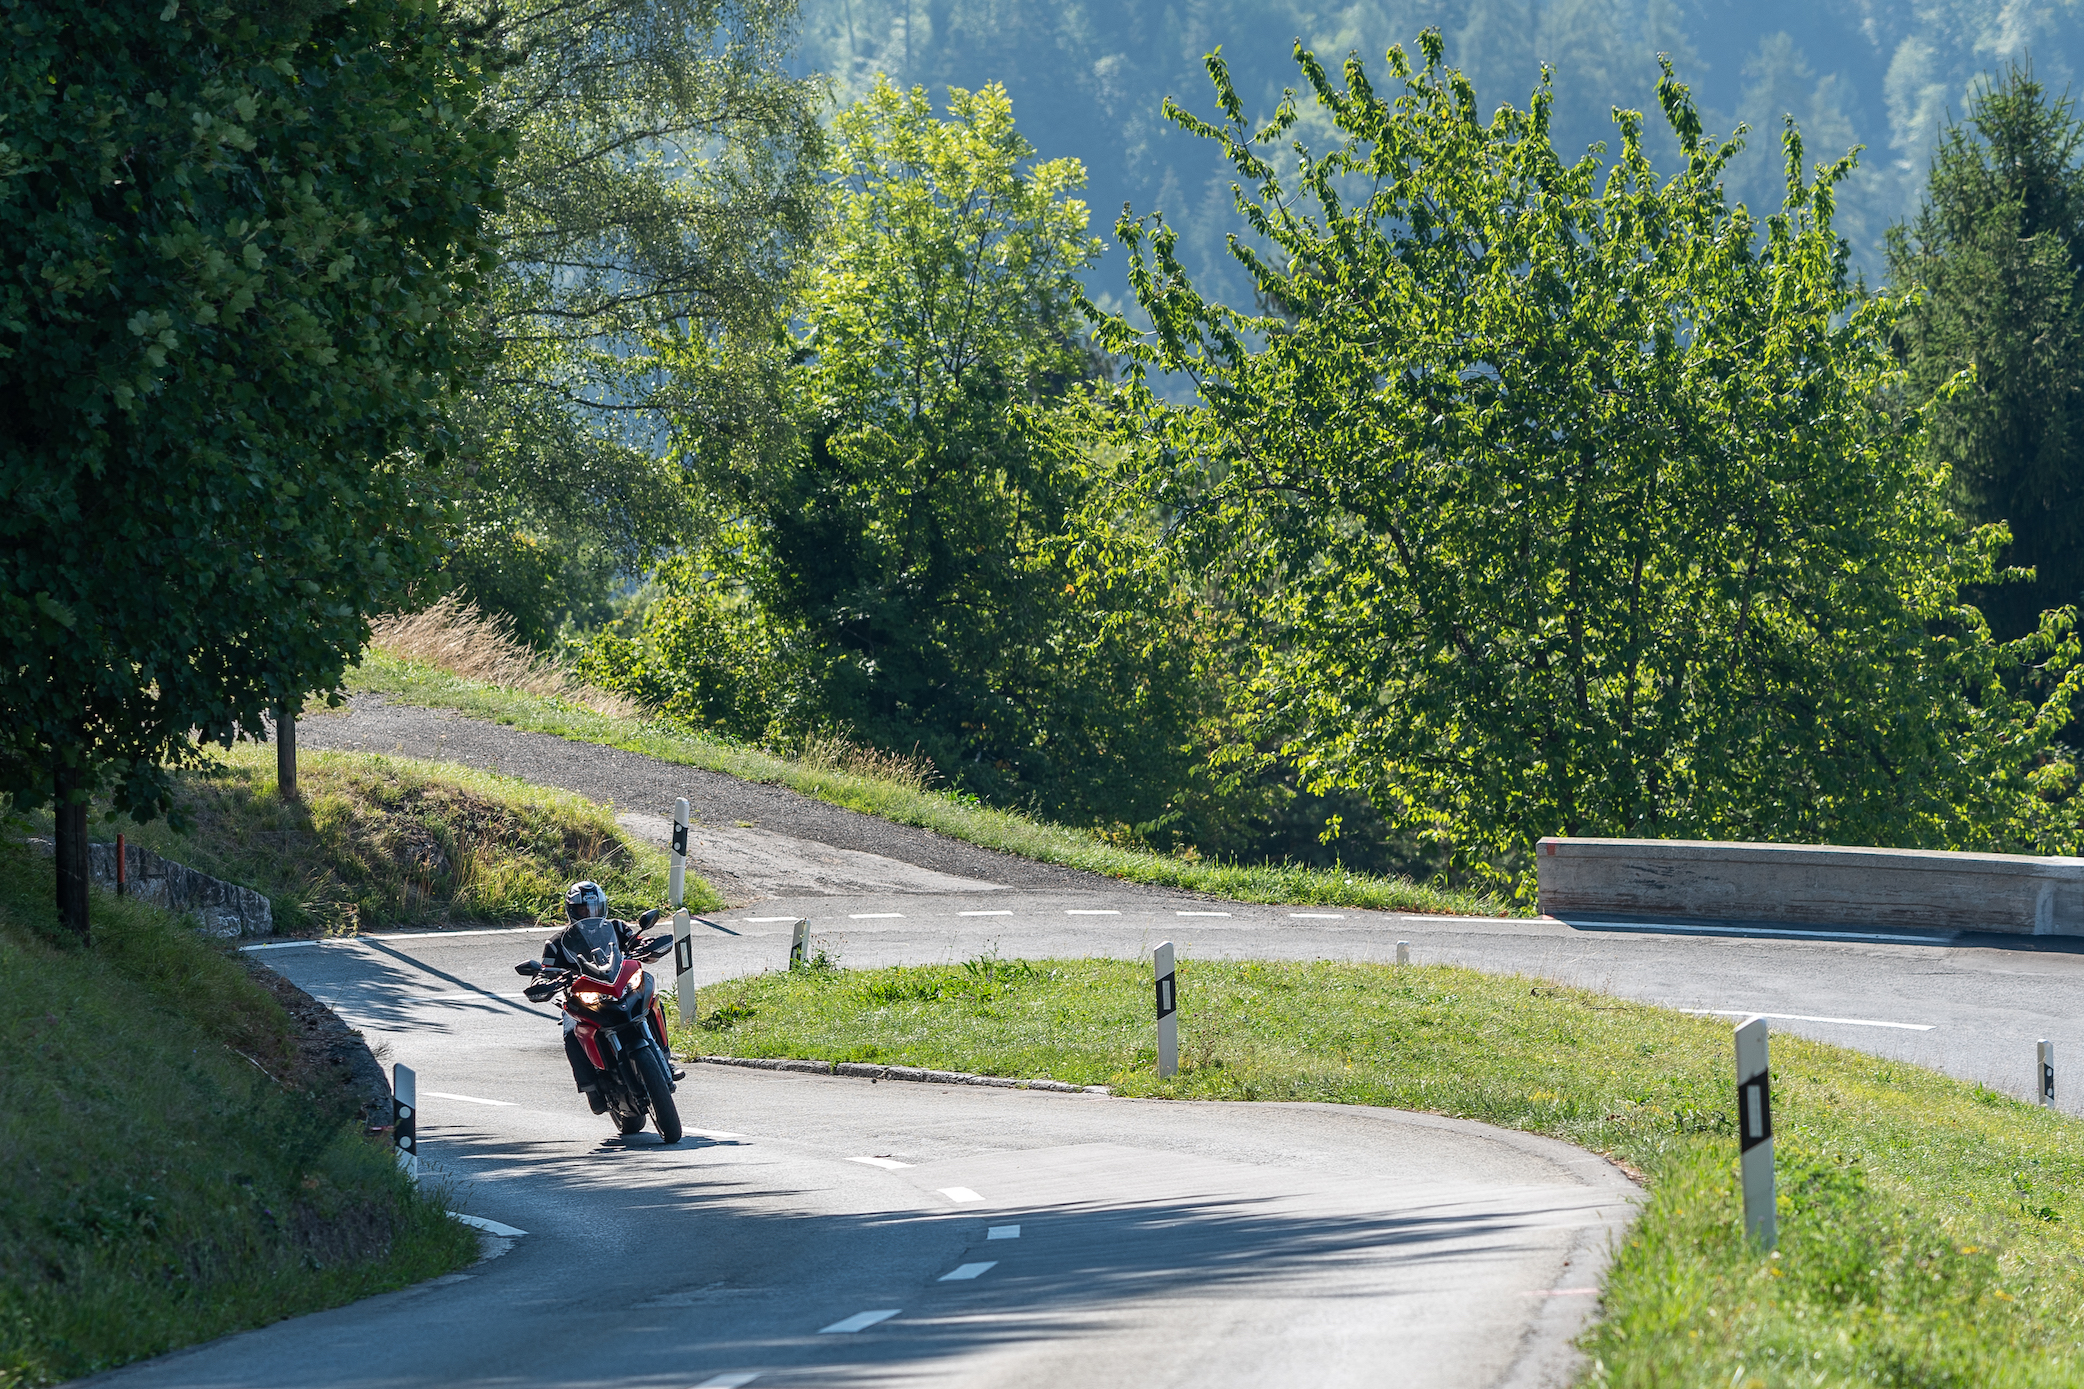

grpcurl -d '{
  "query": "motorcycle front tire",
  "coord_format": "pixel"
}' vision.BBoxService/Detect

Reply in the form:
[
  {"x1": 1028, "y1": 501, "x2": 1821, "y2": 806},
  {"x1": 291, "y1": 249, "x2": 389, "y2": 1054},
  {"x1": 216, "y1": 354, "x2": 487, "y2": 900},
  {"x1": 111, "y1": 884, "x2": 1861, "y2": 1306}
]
[{"x1": 634, "y1": 1047, "x2": 683, "y2": 1144}]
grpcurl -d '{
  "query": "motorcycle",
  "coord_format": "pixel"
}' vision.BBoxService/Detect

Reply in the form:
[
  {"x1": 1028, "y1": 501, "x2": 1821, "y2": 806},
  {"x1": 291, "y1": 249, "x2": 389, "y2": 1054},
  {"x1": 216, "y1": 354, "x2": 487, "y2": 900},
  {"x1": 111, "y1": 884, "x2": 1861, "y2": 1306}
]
[{"x1": 516, "y1": 908, "x2": 683, "y2": 1144}]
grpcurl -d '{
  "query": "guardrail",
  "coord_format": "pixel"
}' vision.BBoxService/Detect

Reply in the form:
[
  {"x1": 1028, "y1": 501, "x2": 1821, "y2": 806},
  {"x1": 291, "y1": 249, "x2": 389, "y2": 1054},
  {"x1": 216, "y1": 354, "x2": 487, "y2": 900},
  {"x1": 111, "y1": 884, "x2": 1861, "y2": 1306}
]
[{"x1": 1536, "y1": 837, "x2": 2084, "y2": 936}]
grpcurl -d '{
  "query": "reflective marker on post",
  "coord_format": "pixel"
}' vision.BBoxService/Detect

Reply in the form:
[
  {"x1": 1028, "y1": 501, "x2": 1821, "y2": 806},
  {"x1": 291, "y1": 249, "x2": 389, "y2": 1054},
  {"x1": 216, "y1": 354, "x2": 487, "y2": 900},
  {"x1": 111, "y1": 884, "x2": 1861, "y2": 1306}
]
[
  {"x1": 393, "y1": 1064, "x2": 418, "y2": 1180},
  {"x1": 669, "y1": 798, "x2": 690, "y2": 910},
  {"x1": 789, "y1": 918, "x2": 811, "y2": 970},
  {"x1": 2040, "y1": 1039, "x2": 2056, "y2": 1108},
  {"x1": 1154, "y1": 941, "x2": 1178, "y2": 1078},
  {"x1": 673, "y1": 906, "x2": 695, "y2": 1023},
  {"x1": 1396, "y1": 940, "x2": 1410, "y2": 966},
  {"x1": 1734, "y1": 1017, "x2": 1775, "y2": 1251}
]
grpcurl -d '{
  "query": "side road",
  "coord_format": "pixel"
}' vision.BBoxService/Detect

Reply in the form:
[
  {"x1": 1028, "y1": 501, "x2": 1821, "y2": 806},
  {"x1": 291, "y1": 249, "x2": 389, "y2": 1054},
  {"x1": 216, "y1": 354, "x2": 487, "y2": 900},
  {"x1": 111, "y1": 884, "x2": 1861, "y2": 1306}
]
[{"x1": 296, "y1": 695, "x2": 1123, "y2": 897}]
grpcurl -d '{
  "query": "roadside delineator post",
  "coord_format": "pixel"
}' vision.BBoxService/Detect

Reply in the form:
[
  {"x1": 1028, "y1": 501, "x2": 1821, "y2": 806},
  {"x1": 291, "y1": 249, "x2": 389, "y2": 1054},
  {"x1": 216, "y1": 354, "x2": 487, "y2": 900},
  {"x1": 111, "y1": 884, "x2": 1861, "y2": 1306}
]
[
  {"x1": 789, "y1": 918, "x2": 811, "y2": 970},
  {"x1": 393, "y1": 1064, "x2": 418, "y2": 1180},
  {"x1": 1154, "y1": 941, "x2": 1178, "y2": 1078},
  {"x1": 1735, "y1": 1017, "x2": 1775, "y2": 1250},
  {"x1": 669, "y1": 799, "x2": 694, "y2": 1022},
  {"x1": 1395, "y1": 940, "x2": 1409, "y2": 966},
  {"x1": 2040, "y1": 1039, "x2": 2056, "y2": 1108}
]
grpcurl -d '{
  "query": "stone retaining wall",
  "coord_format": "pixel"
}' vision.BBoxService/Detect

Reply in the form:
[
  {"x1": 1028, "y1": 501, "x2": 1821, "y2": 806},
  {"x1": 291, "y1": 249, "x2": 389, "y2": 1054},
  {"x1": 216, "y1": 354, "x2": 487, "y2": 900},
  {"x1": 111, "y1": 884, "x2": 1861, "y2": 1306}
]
[{"x1": 28, "y1": 838, "x2": 273, "y2": 938}]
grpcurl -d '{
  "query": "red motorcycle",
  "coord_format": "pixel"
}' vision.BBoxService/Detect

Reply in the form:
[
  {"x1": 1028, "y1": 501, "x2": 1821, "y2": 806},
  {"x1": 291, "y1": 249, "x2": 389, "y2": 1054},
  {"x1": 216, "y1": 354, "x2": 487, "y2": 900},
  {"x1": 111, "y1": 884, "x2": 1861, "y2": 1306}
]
[{"x1": 516, "y1": 910, "x2": 682, "y2": 1144}]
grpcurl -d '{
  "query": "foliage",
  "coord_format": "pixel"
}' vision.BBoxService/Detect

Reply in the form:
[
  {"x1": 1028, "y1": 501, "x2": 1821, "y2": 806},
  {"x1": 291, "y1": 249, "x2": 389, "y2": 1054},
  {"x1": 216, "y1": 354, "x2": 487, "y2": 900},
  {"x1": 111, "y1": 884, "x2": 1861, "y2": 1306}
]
[
  {"x1": 617, "y1": 79, "x2": 1215, "y2": 828},
  {"x1": 1888, "y1": 65, "x2": 2084, "y2": 640},
  {"x1": 0, "y1": 0, "x2": 504, "y2": 828},
  {"x1": 352, "y1": 647, "x2": 1509, "y2": 914},
  {"x1": 439, "y1": 0, "x2": 827, "y2": 644},
  {"x1": 1094, "y1": 36, "x2": 2084, "y2": 894},
  {"x1": 0, "y1": 841, "x2": 475, "y2": 1386},
  {"x1": 682, "y1": 956, "x2": 2084, "y2": 1384}
]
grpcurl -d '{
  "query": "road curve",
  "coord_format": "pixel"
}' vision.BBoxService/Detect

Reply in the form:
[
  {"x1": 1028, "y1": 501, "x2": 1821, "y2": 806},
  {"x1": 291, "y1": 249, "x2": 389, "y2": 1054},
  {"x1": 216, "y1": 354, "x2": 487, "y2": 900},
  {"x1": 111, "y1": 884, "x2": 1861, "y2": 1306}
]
[{"x1": 87, "y1": 931, "x2": 1637, "y2": 1389}]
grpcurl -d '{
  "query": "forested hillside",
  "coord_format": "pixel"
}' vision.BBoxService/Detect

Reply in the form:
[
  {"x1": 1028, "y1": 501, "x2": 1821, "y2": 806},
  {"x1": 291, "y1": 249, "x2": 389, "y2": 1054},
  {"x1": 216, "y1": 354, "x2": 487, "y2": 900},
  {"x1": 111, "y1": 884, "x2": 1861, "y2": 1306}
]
[{"x1": 792, "y1": 0, "x2": 2084, "y2": 288}]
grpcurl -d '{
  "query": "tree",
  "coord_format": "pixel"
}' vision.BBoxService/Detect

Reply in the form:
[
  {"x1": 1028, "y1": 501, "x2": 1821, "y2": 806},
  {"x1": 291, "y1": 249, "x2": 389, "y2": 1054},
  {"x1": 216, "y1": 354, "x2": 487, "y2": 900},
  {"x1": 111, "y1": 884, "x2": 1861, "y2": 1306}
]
[
  {"x1": 0, "y1": 0, "x2": 505, "y2": 937},
  {"x1": 616, "y1": 79, "x2": 1208, "y2": 824},
  {"x1": 1887, "y1": 66, "x2": 2084, "y2": 641},
  {"x1": 439, "y1": 0, "x2": 827, "y2": 645},
  {"x1": 1096, "y1": 35, "x2": 2084, "y2": 894}
]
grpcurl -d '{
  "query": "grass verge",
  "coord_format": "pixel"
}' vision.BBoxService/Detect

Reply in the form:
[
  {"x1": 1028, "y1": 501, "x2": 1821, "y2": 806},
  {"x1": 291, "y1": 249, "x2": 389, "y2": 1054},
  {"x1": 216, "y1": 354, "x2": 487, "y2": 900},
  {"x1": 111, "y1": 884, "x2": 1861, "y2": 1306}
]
[
  {"x1": 678, "y1": 956, "x2": 2084, "y2": 1386},
  {"x1": 351, "y1": 647, "x2": 1507, "y2": 916},
  {"x1": 41, "y1": 743, "x2": 722, "y2": 935},
  {"x1": 0, "y1": 838, "x2": 478, "y2": 1388}
]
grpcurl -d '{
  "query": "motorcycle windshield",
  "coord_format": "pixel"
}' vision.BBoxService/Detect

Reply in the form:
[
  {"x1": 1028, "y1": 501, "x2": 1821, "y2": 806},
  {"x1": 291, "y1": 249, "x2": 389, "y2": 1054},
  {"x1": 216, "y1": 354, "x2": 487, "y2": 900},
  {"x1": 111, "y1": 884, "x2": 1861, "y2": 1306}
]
[{"x1": 559, "y1": 917, "x2": 623, "y2": 980}]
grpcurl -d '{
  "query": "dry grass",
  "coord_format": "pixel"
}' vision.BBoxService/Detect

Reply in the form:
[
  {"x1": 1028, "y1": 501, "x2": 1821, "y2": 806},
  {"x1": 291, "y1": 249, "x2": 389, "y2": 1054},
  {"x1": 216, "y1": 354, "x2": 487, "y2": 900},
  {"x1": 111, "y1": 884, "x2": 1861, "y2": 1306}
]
[
  {"x1": 794, "y1": 731, "x2": 939, "y2": 794},
  {"x1": 367, "y1": 594, "x2": 643, "y2": 719}
]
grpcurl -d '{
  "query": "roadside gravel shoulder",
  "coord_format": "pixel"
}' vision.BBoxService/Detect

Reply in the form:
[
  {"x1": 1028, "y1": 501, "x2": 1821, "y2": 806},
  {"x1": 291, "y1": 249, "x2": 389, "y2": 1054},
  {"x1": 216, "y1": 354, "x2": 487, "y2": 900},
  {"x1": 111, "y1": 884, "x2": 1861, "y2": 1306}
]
[{"x1": 295, "y1": 695, "x2": 1155, "y2": 896}]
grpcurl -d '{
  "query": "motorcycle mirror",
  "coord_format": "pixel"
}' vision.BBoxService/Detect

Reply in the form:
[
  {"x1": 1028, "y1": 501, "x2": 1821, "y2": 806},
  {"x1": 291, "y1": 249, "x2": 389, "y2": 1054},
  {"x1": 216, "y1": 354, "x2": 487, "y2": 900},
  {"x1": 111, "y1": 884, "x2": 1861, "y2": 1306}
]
[
  {"x1": 515, "y1": 960, "x2": 542, "y2": 976},
  {"x1": 639, "y1": 907, "x2": 661, "y2": 930}
]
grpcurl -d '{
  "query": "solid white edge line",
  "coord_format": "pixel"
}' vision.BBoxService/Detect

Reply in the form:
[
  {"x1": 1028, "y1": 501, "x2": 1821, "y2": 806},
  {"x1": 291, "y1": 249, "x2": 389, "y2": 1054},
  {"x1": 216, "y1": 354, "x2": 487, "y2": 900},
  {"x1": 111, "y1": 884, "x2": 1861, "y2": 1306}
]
[
  {"x1": 819, "y1": 1309, "x2": 900, "y2": 1334},
  {"x1": 424, "y1": 1090, "x2": 518, "y2": 1107},
  {"x1": 695, "y1": 1374, "x2": 762, "y2": 1388},
  {"x1": 987, "y1": 1224, "x2": 1021, "y2": 1239},
  {"x1": 939, "y1": 1186, "x2": 984, "y2": 1203},
  {"x1": 848, "y1": 1155, "x2": 912, "y2": 1169},
  {"x1": 1683, "y1": 1009, "x2": 1936, "y2": 1032},
  {"x1": 939, "y1": 1261, "x2": 997, "y2": 1281},
  {"x1": 242, "y1": 925, "x2": 551, "y2": 952},
  {"x1": 448, "y1": 1212, "x2": 529, "y2": 1238}
]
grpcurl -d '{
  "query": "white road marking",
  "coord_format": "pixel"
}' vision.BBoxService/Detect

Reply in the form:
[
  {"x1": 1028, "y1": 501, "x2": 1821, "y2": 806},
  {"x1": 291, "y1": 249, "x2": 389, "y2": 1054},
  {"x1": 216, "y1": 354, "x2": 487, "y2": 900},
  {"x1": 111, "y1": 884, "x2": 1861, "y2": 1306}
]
[
  {"x1": 1290, "y1": 913, "x2": 1346, "y2": 920},
  {"x1": 1065, "y1": 910, "x2": 1119, "y2": 916},
  {"x1": 939, "y1": 1261, "x2": 997, "y2": 1281},
  {"x1": 420, "y1": 993, "x2": 503, "y2": 1003},
  {"x1": 987, "y1": 1225, "x2": 1021, "y2": 1240},
  {"x1": 849, "y1": 913, "x2": 904, "y2": 919},
  {"x1": 447, "y1": 1213, "x2": 529, "y2": 1238},
  {"x1": 1176, "y1": 911, "x2": 1230, "y2": 917},
  {"x1": 695, "y1": 1374, "x2": 762, "y2": 1388},
  {"x1": 1683, "y1": 1009, "x2": 1935, "y2": 1032},
  {"x1": 849, "y1": 1156, "x2": 912, "y2": 1169},
  {"x1": 744, "y1": 917, "x2": 799, "y2": 923},
  {"x1": 687, "y1": 1129, "x2": 744, "y2": 1140},
  {"x1": 1522, "y1": 1288, "x2": 1599, "y2": 1297},
  {"x1": 425, "y1": 1090, "x2": 516, "y2": 1106},
  {"x1": 241, "y1": 939, "x2": 319, "y2": 951},
  {"x1": 939, "y1": 1186, "x2": 984, "y2": 1204},
  {"x1": 820, "y1": 1309, "x2": 900, "y2": 1334},
  {"x1": 960, "y1": 910, "x2": 1014, "y2": 917},
  {"x1": 242, "y1": 925, "x2": 548, "y2": 952}
]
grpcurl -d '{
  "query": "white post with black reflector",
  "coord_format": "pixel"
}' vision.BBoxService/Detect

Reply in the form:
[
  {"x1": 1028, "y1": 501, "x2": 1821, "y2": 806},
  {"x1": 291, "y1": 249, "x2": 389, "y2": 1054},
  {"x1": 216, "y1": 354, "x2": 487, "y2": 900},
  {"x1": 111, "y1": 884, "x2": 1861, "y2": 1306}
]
[
  {"x1": 1735, "y1": 1016, "x2": 1775, "y2": 1251},
  {"x1": 1396, "y1": 940, "x2": 1410, "y2": 966},
  {"x1": 393, "y1": 1063, "x2": 418, "y2": 1180},
  {"x1": 1154, "y1": 941, "x2": 1178, "y2": 1078},
  {"x1": 789, "y1": 917, "x2": 811, "y2": 970},
  {"x1": 668, "y1": 798, "x2": 689, "y2": 909},
  {"x1": 2040, "y1": 1039, "x2": 2056, "y2": 1108}
]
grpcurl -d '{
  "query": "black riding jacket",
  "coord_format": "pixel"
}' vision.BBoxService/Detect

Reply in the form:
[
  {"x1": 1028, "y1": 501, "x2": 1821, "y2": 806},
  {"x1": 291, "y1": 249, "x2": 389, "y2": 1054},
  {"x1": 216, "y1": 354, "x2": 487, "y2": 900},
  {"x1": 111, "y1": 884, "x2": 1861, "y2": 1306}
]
[{"x1": 539, "y1": 916, "x2": 646, "y2": 974}]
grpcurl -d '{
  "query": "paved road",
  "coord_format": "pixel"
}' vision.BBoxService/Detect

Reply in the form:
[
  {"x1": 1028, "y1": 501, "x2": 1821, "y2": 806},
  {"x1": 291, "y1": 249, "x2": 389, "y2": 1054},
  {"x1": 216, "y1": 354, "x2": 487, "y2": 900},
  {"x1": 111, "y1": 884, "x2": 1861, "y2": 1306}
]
[{"x1": 94, "y1": 930, "x2": 1635, "y2": 1389}]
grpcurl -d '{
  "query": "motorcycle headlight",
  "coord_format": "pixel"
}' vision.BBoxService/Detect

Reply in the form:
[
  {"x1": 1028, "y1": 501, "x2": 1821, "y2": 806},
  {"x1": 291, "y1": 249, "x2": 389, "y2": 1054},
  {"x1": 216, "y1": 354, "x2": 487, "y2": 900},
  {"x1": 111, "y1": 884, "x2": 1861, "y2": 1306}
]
[
  {"x1": 630, "y1": 969, "x2": 648, "y2": 993},
  {"x1": 571, "y1": 987, "x2": 610, "y2": 1010}
]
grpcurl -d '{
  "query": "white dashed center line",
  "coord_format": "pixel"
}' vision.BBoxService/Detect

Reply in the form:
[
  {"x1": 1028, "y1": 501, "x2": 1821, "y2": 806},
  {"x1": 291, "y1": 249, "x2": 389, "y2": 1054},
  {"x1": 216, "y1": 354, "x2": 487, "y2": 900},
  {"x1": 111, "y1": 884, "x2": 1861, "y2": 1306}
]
[
  {"x1": 987, "y1": 1225, "x2": 1021, "y2": 1240},
  {"x1": 848, "y1": 1155, "x2": 912, "y2": 1169},
  {"x1": 820, "y1": 1310, "x2": 900, "y2": 1334},
  {"x1": 743, "y1": 916, "x2": 798, "y2": 923},
  {"x1": 1065, "y1": 910, "x2": 1119, "y2": 916},
  {"x1": 849, "y1": 913, "x2": 904, "y2": 920},
  {"x1": 1176, "y1": 911, "x2": 1230, "y2": 917},
  {"x1": 424, "y1": 1090, "x2": 517, "y2": 1106},
  {"x1": 959, "y1": 910, "x2": 1014, "y2": 916},
  {"x1": 939, "y1": 1261, "x2": 997, "y2": 1281},
  {"x1": 939, "y1": 1186, "x2": 984, "y2": 1204},
  {"x1": 1290, "y1": 913, "x2": 1346, "y2": 920}
]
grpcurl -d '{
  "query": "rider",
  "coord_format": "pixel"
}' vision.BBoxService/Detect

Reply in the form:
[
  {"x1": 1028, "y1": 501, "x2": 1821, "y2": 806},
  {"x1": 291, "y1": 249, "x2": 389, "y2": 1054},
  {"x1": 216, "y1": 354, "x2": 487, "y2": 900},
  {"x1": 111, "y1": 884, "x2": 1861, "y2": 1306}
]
[{"x1": 541, "y1": 880, "x2": 681, "y2": 1111}]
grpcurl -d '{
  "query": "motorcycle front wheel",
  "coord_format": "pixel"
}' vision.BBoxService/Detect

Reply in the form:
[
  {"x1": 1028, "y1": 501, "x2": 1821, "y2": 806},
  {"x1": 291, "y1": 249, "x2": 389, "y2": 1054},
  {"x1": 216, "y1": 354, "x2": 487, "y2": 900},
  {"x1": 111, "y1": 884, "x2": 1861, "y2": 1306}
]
[{"x1": 634, "y1": 1048, "x2": 683, "y2": 1144}]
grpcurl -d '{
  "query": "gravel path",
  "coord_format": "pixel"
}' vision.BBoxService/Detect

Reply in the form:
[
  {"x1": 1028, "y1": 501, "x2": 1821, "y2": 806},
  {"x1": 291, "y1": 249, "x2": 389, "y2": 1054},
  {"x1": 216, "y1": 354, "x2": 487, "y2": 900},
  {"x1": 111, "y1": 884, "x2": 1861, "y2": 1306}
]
[{"x1": 296, "y1": 695, "x2": 1139, "y2": 896}]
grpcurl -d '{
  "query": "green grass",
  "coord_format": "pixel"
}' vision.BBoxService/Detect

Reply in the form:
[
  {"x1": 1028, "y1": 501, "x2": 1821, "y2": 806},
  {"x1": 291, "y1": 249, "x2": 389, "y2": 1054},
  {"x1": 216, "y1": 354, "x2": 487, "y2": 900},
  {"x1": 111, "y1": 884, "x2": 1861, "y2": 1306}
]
[
  {"x1": 351, "y1": 648, "x2": 1509, "y2": 916},
  {"x1": 0, "y1": 838, "x2": 479, "y2": 1388},
  {"x1": 49, "y1": 743, "x2": 723, "y2": 935},
  {"x1": 679, "y1": 956, "x2": 2084, "y2": 1386}
]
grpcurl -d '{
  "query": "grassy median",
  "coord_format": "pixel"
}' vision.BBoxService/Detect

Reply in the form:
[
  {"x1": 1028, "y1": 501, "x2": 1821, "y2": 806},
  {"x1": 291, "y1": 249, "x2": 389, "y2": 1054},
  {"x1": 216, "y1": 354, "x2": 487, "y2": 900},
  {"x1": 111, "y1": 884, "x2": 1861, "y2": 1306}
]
[
  {"x1": 677, "y1": 956, "x2": 2084, "y2": 1387},
  {"x1": 58, "y1": 743, "x2": 722, "y2": 934},
  {"x1": 350, "y1": 646, "x2": 1507, "y2": 917},
  {"x1": 0, "y1": 840, "x2": 478, "y2": 1388}
]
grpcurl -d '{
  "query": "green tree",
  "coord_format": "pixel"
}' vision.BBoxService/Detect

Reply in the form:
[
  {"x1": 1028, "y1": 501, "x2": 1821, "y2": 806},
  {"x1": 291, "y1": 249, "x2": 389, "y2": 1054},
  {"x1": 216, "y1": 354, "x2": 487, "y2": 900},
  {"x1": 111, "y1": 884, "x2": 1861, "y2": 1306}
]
[
  {"x1": 1097, "y1": 35, "x2": 2084, "y2": 894},
  {"x1": 1888, "y1": 66, "x2": 2084, "y2": 641},
  {"x1": 442, "y1": 0, "x2": 827, "y2": 645},
  {"x1": 0, "y1": 0, "x2": 505, "y2": 936},
  {"x1": 620, "y1": 79, "x2": 1208, "y2": 824}
]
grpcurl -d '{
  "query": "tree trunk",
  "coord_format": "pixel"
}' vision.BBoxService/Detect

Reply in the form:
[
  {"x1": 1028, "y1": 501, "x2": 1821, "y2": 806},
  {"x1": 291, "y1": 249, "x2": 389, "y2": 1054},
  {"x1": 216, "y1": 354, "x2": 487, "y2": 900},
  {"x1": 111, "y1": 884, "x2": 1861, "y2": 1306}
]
[
  {"x1": 54, "y1": 758, "x2": 89, "y2": 943},
  {"x1": 277, "y1": 697, "x2": 298, "y2": 801}
]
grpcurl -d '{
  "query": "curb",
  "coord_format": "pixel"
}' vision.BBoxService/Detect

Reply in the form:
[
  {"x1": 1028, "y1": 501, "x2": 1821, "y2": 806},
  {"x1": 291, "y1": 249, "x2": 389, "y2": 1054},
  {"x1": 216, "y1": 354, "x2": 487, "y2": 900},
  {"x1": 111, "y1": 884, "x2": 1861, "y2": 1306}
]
[{"x1": 692, "y1": 1054, "x2": 1112, "y2": 1095}]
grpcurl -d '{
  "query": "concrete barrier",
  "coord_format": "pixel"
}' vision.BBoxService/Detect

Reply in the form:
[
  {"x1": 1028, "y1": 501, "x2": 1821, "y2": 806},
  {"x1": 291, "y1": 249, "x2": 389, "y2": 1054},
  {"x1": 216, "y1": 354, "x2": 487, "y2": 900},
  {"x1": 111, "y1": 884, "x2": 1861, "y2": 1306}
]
[{"x1": 1536, "y1": 837, "x2": 2084, "y2": 936}]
